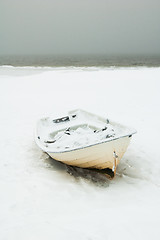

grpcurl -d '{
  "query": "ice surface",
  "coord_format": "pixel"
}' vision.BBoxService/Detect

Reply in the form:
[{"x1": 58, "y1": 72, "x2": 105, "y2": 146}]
[{"x1": 0, "y1": 66, "x2": 160, "y2": 240}]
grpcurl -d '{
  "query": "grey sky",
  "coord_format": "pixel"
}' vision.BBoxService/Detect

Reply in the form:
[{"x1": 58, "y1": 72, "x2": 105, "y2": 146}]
[{"x1": 0, "y1": 0, "x2": 160, "y2": 55}]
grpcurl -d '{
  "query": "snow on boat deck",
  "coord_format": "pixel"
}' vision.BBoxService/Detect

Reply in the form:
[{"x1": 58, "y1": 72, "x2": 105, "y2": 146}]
[
  {"x1": 36, "y1": 109, "x2": 135, "y2": 152},
  {"x1": 0, "y1": 67, "x2": 160, "y2": 240}
]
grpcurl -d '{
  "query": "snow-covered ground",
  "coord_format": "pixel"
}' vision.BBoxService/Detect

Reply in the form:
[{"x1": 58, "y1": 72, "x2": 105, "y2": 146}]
[{"x1": 0, "y1": 66, "x2": 160, "y2": 240}]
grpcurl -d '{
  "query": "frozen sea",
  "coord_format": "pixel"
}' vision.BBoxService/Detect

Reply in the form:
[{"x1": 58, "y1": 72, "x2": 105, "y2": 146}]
[{"x1": 0, "y1": 66, "x2": 160, "y2": 240}]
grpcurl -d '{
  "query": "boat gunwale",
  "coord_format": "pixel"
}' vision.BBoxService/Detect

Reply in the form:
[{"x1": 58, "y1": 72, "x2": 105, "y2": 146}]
[{"x1": 36, "y1": 130, "x2": 137, "y2": 154}]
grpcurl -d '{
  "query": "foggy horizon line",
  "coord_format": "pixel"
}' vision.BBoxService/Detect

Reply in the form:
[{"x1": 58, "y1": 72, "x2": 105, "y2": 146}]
[{"x1": 1, "y1": 53, "x2": 160, "y2": 57}]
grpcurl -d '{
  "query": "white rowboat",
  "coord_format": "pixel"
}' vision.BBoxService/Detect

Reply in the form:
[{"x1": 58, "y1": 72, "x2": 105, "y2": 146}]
[{"x1": 35, "y1": 110, "x2": 136, "y2": 178}]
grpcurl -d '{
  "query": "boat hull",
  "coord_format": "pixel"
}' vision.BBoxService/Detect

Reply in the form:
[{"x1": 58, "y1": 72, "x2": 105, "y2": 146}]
[{"x1": 47, "y1": 135, "x2": 131, "y2": 170}]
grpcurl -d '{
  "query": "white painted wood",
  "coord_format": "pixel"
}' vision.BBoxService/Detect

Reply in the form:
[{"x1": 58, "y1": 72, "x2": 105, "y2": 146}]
[
  {"x1": 48, "y1": 136, "x2": 131, "y2": 170},
  {"x1": 35, "y1": 110, "x2": 136, "y2": 173}
]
